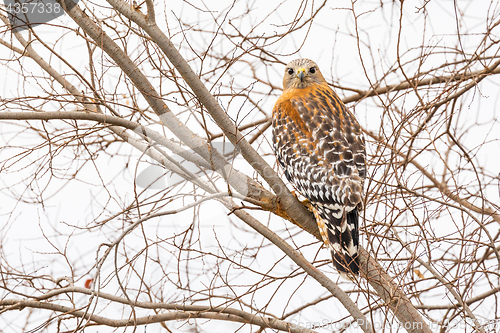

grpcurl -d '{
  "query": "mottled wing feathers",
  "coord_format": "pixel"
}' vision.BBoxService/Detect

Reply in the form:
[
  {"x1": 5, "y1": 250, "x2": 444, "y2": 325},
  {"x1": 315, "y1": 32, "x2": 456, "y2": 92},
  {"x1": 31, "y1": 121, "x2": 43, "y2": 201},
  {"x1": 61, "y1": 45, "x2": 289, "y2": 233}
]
[
  {"x1": 273, "y1": 84, "x2": 365, "y2": 207},
  {"x1": 272, "y1": 59, "x2": 366, "y2": 275}
]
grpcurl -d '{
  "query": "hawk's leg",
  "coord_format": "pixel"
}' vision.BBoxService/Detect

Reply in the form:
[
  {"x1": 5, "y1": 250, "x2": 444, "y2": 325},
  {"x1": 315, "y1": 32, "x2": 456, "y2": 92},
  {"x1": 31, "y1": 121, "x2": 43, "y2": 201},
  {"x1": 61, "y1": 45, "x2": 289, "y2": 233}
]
[{"x1": 291, "y1": 190, "x2": 312, "y2": 209}]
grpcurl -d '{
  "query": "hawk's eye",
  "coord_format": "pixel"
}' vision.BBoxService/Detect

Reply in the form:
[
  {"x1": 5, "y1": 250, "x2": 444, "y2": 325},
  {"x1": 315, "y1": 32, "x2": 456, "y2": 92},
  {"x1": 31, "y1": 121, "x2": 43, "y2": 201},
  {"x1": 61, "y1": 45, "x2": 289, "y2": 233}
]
[
  {"x1": 309, "y1": 67, "x2": 316, "y2": 74},
  {"x1": 287, "y1": 68, "x2": 294, "y2": 75}
]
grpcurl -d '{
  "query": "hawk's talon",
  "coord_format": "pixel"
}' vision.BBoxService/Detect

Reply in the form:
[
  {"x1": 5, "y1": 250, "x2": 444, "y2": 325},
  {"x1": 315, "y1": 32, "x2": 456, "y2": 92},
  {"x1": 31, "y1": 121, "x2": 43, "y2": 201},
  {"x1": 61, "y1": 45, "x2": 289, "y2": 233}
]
[{"x1": 291, "y1": 190, "x2": 313, "y2": 210}]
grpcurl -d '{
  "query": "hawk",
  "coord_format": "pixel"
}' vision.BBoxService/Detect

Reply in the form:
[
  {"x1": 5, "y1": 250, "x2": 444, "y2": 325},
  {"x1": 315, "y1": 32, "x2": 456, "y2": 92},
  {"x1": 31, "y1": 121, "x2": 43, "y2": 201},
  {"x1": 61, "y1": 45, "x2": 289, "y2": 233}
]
[{"x1": 272, "y1": 58, "x2": 366, "y2": 275}]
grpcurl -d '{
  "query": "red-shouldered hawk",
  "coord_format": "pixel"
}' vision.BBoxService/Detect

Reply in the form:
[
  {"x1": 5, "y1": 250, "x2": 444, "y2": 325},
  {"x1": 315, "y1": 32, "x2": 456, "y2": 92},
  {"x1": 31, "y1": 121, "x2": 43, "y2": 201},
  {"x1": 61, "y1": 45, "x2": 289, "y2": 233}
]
[{"x1": 272, "y1": 59, "x2": 366, "y2": 275}]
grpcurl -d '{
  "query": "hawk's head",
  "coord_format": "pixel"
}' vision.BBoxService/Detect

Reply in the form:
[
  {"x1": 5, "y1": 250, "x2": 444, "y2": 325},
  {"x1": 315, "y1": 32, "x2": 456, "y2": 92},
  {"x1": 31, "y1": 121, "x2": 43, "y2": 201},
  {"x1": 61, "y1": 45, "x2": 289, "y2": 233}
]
[{"x1": 282, "y1": 58, "x2": 327, "y2": 90}]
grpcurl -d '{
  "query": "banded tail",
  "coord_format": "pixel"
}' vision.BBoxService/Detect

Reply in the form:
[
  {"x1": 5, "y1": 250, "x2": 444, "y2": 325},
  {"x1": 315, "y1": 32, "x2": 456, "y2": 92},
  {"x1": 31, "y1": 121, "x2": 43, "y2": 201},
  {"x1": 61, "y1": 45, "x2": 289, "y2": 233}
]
[{"x1": 313, "y1": 203, "x2": 360, "y2": 275}]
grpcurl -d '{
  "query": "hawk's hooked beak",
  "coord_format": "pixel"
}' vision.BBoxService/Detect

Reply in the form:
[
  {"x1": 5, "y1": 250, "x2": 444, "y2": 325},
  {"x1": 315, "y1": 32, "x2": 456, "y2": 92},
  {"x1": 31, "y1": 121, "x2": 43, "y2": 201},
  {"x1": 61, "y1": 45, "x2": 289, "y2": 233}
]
[{"x1": 297, "y1": 68, "x2": 306, "y2": 82}]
